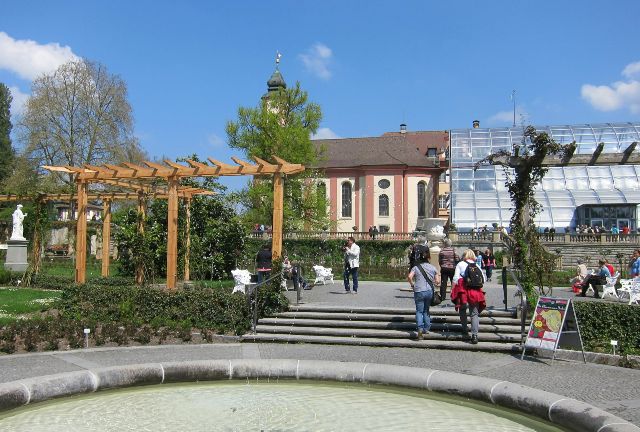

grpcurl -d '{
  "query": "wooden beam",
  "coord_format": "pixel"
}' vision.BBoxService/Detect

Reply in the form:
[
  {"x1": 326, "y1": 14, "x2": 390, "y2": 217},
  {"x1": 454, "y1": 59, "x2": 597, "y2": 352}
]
[
  {"x1": 208, "y1": 157, "x2": 239, "y2": 173},
  {"x1": 231, "y1": 156, "x2": 251, "y2": 167},
  {"x1": 75, "y1": 180, "x2": 88, "y2": 284},
  {"x1": 101, "y1": 200, "x2": 111, "y2": 277},
  {"x1": 166, "y1": 176, "x2": 179, "y2": 289},
  {"x1": 184, "y1": 197, "x2": 191, "y2": 282},
  {"x1": 272, "y1": 173, "x2": 284, "y2": 260},
  {"x1": 588, "y1": 142, "x2": 605, "y2": 166}
]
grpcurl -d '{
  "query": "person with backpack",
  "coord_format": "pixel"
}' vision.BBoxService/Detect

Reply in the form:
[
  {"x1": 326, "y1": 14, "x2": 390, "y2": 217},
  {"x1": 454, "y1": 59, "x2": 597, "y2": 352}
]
[
  {"x1": 451, "y1": 249, "x2": 487, "y2": 345},
  {"x1": 407, "y1": 248, "x2": 440, "y2": 340}
]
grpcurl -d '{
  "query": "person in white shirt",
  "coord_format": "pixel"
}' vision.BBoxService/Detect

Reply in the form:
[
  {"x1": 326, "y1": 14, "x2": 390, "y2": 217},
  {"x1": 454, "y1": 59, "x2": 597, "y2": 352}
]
[{"x1": 343, "y1": 236, "x2": 360, "y2": 294}]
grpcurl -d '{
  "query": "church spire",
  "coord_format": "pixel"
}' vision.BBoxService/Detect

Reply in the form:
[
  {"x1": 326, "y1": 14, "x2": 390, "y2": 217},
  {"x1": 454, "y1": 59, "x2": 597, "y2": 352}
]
[{"x1": 262, "y1": 51, "x2": 287, "y2": 101}]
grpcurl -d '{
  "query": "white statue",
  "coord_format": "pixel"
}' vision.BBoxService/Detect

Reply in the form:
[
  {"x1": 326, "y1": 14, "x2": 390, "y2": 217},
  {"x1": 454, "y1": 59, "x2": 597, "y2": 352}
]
[{"x1": 10, "y1": 204, "x2": 27, "y2": 241}]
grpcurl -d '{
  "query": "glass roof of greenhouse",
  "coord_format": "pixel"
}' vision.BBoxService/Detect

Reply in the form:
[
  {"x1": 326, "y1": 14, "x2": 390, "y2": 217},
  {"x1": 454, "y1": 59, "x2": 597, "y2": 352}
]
[{"x1": 450, "y1": 122, "x2": 640, "y2": 229}]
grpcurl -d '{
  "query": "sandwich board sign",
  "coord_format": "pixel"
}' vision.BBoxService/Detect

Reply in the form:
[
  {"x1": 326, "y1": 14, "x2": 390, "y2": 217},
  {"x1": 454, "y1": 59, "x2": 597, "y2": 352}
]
[{"x1": 521, "y1": 297, "x2": 586, "y2": 363}]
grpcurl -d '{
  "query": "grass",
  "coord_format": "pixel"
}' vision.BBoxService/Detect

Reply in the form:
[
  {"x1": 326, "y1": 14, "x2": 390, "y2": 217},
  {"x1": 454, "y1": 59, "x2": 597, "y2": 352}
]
[
  {"x1": 0, "y1": 287, "x2": 62, "y2": 325},
  {"x1": 40, "y1": 257, "x2": 120, "y2": 278}
]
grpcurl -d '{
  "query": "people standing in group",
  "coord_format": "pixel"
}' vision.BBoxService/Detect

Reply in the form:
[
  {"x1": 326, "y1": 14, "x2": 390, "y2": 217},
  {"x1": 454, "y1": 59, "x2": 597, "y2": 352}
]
[
  {"x1": 629, "y1": 249, "x2": 640, "y2": 277},
  {"x1": 451, "y1": 249, "x2": 487, "y2": 345},
  {"x1": 438, "y1": 238, "x2": 459, "y2": 300},
  {"x1": 343, "y1": 236, "x2": 360, "y2": 294},
  {"x1": 482, "y1": 249, "x2": 496, "y2": 282},
  {"x1": 372, "y1": 226, "x2": 379, "y2": 240},
  {"x1": 579, "y1": 259, "x2": 611, "y2": 298},
  {"x1": 255, "y1": 244, "x2": 272, "y2": 284},
  {"x1": 407, "y1": 248, "x2": 440, "y2": 340}
]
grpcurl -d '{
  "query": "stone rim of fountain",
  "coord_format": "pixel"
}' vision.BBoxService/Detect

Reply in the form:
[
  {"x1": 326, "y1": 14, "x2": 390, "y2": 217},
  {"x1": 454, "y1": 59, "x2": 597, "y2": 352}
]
[{"x1": 0, "y1": 359, "x2": 635, "y2": 432}]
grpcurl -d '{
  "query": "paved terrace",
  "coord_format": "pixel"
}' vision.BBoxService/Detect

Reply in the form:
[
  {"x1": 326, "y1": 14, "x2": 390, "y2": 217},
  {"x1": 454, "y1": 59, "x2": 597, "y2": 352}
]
[{"x1": 0, "y1": 278, "x2": 638, "y2": 426}]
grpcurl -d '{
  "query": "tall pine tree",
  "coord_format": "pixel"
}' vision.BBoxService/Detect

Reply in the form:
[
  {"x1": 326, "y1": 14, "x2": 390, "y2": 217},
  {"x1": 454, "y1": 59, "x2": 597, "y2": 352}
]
[{"x1": 0, "y1": 83, "x2": 14, "y2": 189}]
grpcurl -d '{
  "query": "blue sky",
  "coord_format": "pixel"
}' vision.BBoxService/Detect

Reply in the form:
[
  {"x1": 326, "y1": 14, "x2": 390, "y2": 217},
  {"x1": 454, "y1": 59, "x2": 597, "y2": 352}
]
[{"x1": 2, "y1": 1, "x2": 639, "y2": 190}]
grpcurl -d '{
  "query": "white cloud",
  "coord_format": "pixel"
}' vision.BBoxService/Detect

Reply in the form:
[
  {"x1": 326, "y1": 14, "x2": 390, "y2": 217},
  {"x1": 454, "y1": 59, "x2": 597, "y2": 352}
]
[
  {"x1": 582, "y1": 61, "x2": 640, "y2": 114},
  {"x1": 311, "y1": 127, "x2": 340, "y2": 140},
  {"x1": 487, "y1": 106, "x2": 530, "y2": 126},
  {"x1": 207, "y1": 133, "x2": 225, "y2": 148},
  {"x1": 622, "y1": 61, "x2": 640, "y2": 79},
  {"x1": 0, "y1": 32, "x2": 79, "y2": 81},
  {"x1": 8, "y1": 86, "x2": 29, "y2": 116},
  {"x1": 299, "y1": 43, "x2": 333, "y2": 80}
]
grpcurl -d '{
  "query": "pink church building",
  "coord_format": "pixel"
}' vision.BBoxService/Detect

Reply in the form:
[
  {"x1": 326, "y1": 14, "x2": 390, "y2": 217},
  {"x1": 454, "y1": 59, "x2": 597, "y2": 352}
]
[{"x1": 313, "y1": 127, "x2": 449, "y2": 233}]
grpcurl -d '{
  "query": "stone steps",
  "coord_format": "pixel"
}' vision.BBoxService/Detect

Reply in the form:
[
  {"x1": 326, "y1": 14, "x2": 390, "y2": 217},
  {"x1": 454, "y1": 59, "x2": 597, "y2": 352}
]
[
  {"x1": 242, "y1": 333, "x2": 521, "y2": 353},
  {"x1": 244, "y1": 304, "x2": 526, "y2": 351}
]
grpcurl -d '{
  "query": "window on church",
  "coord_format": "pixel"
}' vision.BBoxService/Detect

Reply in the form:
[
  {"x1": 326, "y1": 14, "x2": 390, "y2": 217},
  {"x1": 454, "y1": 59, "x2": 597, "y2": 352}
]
[
  {"x1": 379, "y1": 194, "x2": 389, "y2": 216},
  {"x1": 418, "y1": 181, "x2": 426, "y2": 218},
  {"x1": 341, "y1": 182, "x2": 352, "y2": 218},
  {"x1": 427, "y1": 148, "x2": 437, "y2": 157}
]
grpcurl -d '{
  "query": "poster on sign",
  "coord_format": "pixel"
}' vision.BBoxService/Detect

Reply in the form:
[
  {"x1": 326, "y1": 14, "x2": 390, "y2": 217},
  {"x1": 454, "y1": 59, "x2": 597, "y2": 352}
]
[{"x1": 521, "y1": 296, "x2": 586, "y2": 363}]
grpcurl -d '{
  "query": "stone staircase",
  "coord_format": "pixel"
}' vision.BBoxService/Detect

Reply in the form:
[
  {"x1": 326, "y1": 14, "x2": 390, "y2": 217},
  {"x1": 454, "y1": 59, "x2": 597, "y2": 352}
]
[{"x1": 242, "y1": 304, "x2": 525, "y2": 352}]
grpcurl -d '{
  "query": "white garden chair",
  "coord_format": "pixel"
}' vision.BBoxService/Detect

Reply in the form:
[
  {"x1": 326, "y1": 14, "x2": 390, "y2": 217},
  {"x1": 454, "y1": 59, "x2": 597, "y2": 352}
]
[
  {"x1": 312, "y1": 265, "x2": 334, "y2": 285},
  {"x1": 628, "y1": 279, "x2": 640, "y2": 305},
  {"x1": 601, "y1": 276, "x2": 619, "y2": 300},
  {"x1": 231, "y1": 269, "x2": 252, "y2": 294},
  {"x1": 617, "y1": 279, "x2": 634, "y2": 301}
]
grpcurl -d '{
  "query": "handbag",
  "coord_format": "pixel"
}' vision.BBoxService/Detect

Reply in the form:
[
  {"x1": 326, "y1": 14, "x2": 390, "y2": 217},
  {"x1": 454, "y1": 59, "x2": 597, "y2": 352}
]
[{"x1": 416, "y1": 264, "x2": 442, "y2": 306}]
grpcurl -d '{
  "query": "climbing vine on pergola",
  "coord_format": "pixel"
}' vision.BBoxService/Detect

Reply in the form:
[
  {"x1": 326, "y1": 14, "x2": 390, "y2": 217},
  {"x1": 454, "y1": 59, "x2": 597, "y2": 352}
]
[{"x1": 43, "y1": 156, "x2": 304, "y2": 289}]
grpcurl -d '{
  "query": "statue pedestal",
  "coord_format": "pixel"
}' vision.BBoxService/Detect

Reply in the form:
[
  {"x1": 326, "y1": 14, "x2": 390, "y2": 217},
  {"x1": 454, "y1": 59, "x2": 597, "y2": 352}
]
[{"x1": 4, "y1": 239, "x2": 28, "y2": 272}]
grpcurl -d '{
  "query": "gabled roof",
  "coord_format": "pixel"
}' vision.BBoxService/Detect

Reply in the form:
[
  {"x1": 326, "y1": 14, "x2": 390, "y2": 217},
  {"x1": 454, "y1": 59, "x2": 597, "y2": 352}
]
[{"x1": 312, "y1": 131, "x2": 448, "y2": 168}]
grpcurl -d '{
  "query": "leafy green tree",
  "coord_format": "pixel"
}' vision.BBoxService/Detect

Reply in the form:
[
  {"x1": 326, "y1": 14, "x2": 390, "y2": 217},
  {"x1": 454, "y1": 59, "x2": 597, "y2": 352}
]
[
  {"x1": 0, "y1": 83, "x2": 14, "y2": 189},
  {"x1": 226, "y1": 81, "x2": 327, "y2": 230},
  {"x1": 478, "y1": 126, "x2": 574, "y2": 306},
  {"x1": 18, "y1": 59, "x2": 146, "y2": 189},
  {"x1": 114, "y1": 159, "x2": 246, "y2": 281}
]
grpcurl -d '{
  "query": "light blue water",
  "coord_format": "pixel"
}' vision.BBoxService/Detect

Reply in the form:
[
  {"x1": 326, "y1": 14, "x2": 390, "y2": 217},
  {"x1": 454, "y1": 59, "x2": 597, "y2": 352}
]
[{"x1": 0, "y1": 381, "x2": 565, "y2": 431}]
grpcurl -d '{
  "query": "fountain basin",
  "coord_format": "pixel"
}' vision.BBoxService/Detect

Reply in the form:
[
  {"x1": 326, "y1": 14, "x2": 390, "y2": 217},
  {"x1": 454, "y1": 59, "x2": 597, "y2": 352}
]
[{"x1": 0, "y1": 359, "x2": 635, "y2": 431}]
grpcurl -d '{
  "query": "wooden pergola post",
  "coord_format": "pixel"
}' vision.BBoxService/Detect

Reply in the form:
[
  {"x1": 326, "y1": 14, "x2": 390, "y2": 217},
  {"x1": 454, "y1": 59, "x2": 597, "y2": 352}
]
[
  {"x1": 166, "y1": 176, "x2": 179, "y2": 289},
  {"x1": 75, "y1": 180, "x2": 88, "y2": 284},
  {"x1": 31, "y1": 197, "x2": 44, "y2": 275},
  {"x1": 184, "y1": 197, "x2": 191, "y2": 281},
  {"x1": 101, "y1": 200, "x2": 112, "y2": 277},
  {"x1": 135, "y1": 190, "x2": 146, "y2": 285},
  {"x1": 272, "y1": 172, "x2": 284, "y2": 259}
]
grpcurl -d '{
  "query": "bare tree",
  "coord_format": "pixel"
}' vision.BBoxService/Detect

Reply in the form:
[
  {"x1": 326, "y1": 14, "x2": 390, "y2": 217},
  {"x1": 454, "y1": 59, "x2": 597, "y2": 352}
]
[{"x1": 19, "y1": 59, "x2": 145, "y2": 187}]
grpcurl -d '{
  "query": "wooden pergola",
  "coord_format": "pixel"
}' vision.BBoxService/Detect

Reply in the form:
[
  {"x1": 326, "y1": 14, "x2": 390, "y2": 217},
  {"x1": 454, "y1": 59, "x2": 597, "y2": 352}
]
[
  {"x1": 43, "y1": 156, "x2": 304, "y2": 289},
  {"x1": 1, "y1": 188, "x2": 214, "y2": 282}
]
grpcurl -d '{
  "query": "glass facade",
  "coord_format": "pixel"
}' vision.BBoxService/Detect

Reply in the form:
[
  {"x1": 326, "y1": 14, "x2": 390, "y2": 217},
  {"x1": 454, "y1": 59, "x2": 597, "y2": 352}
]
[{"x1": 450, "y1": 122, "x2": 640, "y2": 230}]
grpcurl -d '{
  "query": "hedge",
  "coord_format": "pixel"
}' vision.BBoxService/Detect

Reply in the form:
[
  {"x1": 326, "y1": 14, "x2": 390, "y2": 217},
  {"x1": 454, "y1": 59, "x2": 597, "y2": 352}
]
[{"x1": 574, "y1": 302, "x2": 640, "y2": 355}]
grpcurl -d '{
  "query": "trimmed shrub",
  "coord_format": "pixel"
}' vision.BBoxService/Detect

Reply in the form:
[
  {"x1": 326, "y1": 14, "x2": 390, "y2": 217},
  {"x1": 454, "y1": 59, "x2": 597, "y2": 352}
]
[{"x1": 574, "y1": 302, "x2": 640, "y2": 355}]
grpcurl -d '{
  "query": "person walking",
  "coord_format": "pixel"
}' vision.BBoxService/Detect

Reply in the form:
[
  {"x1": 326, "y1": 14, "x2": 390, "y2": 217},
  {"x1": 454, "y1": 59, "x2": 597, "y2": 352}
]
[
  {"x1": 255, "y1": 244, "x2": 272, "y2": 284},
  {"x1": 482, "y1": 248, "x2": 496, "y2": 282},
  {"x1": 343, "y1": 236, "x2": 360, "y2": 294},
  {"x1": 451, "y1": 249, "x2": 487, "y2": 345},
  {"x1": 438, "y1": 238, "x2": 458, "y2": 300},
  {"x1": 407, "y1": 248, "x2": 440, "y2": 340}
]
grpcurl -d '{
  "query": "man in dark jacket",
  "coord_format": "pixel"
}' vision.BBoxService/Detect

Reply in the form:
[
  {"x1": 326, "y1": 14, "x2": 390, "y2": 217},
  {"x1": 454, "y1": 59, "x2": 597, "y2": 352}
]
[
  {"x1": 438, "y1": 238, "x2": 459, "y2": 300},
  {"x1": 255, "y1": 244, "x2": 272, "y2": 284}
]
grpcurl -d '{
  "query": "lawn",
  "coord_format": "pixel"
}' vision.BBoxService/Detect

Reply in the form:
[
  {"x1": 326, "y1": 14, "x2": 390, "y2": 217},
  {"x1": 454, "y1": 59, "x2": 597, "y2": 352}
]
[{"x1": 0, "y1": 287, "x2": 61, "y2": 325}]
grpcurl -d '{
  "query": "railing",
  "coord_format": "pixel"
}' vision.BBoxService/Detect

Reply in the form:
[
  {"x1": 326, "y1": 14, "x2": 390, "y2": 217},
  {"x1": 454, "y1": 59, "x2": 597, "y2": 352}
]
[
  {"x1": 508, "y1": 268, "x2": 528, "y2": 347},
  {"x1": 248, "y1": 231, "x2": 416, "y2": 241},
  {"x1": 247, "y1": 271, "x2": 284, "y2": 334}
]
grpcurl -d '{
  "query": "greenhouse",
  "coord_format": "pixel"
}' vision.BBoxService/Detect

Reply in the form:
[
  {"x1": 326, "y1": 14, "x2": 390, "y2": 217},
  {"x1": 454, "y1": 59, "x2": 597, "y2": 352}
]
[{"x1": 449, "y1": 122, "x2": 640, "y2": 231}]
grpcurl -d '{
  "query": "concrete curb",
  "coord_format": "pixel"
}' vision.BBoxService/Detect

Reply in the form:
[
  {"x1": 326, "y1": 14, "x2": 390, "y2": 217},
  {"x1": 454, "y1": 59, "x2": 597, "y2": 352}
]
[{"x1": 0, "y1": 359, "x2": 636, "y2": 431}]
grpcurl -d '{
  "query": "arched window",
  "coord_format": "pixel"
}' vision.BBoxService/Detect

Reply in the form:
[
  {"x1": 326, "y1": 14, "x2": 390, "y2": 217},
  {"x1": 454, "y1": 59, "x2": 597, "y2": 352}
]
[
  {"x1": 417, "y1": 181, "x2": 426, "y2": 218},
  {"x1": 341, "y1": 182, "x2": 352, "y2": 218},
  {"x1": 379, "y1": 194, "x2": 389, "y2": 216}
]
